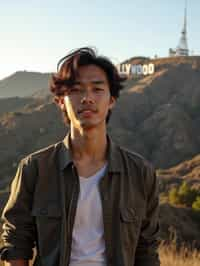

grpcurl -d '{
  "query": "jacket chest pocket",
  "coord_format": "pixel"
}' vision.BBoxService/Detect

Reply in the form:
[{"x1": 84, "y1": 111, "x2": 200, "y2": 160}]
[
  {"x1": 120, "y1": 207, "x2": 142, "y2": 250},
  {"x1": 32, "y1": 204, "x2": 62, "y2": 217},
  {"x1": 31, "y1": 204, "x2": 62, "y2": 257}
]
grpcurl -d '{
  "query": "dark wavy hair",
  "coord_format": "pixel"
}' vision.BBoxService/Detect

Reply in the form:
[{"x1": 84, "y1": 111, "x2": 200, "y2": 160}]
[{"x1": 49, "y1": 47, "x2": 125, "y2": 124}]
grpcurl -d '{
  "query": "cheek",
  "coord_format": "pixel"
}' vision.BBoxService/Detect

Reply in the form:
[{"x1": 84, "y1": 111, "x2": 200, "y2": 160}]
[
  {"x1": 102, "y1": 96, "x2": 114, "y2": 111},
  {"x1": 99, "y1": 101, "x2": 112, "y2": 117}
]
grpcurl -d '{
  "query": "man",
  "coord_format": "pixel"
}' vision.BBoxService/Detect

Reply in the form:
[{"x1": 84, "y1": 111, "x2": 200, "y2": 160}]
[{"x1": 0, "y1": 47, "x2": 160, "y2": 266}]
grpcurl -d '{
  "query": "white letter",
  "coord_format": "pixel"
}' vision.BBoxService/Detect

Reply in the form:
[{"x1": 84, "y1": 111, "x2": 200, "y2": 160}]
[
  {"x1": 119, "y1": 64, "x2": 125, "y2": 74},
  {"x1": 137, "y1": 65, "x2": 143, "y2": 75},
  {"x1": 126, "y1": 64, "x2": 131, "y2": 75},
  {"x1": 142, "y1": 64, "x2": 148, "y2": 75},
  {"x1": 148, "y1": 63, "x2": 155, "y2": 74},
  {"x1": 131, "y1": 65, "x2": 137, "y2": 75}
]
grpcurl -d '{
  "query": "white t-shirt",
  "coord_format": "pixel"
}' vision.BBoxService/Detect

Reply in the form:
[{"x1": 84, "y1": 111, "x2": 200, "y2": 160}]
[{"x1": 69, "y1": 164, "x2": 107, "y2": 266}]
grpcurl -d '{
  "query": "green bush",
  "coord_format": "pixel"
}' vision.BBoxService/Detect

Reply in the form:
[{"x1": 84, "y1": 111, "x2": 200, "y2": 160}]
[
  {"x1": 169, "y1": 187, "x2": 180, "y2": 205},
  {"x1": 177, "y1": 181, "x2": 198, "y2": 207},
  {"x1": 168, "y1": 181, "x2": 199, "y2": 208},
  {"x1": 192, "y1": 196, "x2": 200, "y2": 211}
]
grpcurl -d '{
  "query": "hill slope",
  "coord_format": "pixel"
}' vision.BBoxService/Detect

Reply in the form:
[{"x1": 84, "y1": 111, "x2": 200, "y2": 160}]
[
  {"x1": 110, "y1": 56, "x2": 200, "y2": 168},
  {"x1": 0, "y1": 71, "x2": 51, "y2": 98}
]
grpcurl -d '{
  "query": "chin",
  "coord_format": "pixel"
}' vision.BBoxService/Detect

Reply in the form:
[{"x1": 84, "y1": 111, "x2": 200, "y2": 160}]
[
  {"x1": 80, "y1": 123, "x2": 97, "y2": 130},
  {"x1": 79, "y1": 119, "x2": 104, "y2": 130}
]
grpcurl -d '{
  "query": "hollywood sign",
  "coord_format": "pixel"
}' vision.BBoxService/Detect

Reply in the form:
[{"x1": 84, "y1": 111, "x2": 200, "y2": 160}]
[{"x1": 117, "y1": 63, "x2": 155, "y2": 76}]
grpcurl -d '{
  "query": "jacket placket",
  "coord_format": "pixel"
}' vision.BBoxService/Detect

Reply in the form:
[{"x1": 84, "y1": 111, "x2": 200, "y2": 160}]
[
  {"x1": 59, "y1": 164, "x2": 80, "y2": 266},
  {"x1": 99, "y1": 173, "x2": 114, "y2": 266}
]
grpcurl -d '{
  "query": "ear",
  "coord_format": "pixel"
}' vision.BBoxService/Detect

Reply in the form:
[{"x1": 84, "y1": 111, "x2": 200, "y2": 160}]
[{"x1": 109, "y1": 96, "x2": 116, "y2": 110}]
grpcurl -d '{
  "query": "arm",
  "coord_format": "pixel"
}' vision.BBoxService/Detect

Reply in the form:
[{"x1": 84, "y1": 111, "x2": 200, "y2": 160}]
[
  {"x1": 0, "y1": 157, "x2": 37, "y2": 262},
  {"x1": 134, "y1": 164, "x2": 160, "y2": 266}
]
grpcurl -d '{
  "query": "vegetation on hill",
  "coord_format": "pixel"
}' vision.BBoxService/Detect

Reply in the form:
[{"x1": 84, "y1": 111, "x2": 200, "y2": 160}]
[
  {"x1": 158, "y1": 154, "x2": 200, "y2": 180},
  {"x1": 159, "y1": 241, "x2": 200, "y2": 266},
  {"x1": 165, "y1": 181, "x2": 200, "y2": 210}
]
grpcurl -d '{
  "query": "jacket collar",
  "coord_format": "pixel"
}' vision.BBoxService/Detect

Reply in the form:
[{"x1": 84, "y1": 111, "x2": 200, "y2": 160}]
[
  {"x1": 58, "y1": 133, "x2": 123, "y2": 173},
  {"x1": 58, "y1": 134, "x2": 72, "y2": 170}
]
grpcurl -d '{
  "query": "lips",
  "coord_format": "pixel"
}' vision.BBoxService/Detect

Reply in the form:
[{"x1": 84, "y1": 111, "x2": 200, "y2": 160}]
[
  {"x1": 79, "y1": 110, "x2": 95, "y2": 117},
  {"x1": 81, "y1": 110, "x2": 93, "y2": 113},
  {"x1": 78, "y1": 107, "x2": 97, "y2": 114},
  {"x1": 77, "y1": 108, "x2": 97, "y2": 119}
]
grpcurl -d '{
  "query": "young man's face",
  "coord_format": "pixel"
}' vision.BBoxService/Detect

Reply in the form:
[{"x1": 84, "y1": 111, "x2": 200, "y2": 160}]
[{"x1": 60, "y1": 64, "x2": 115, "y2": 130}]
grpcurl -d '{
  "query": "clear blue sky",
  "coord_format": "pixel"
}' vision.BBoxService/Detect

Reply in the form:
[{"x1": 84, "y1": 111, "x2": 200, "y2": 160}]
[{"x1": 1, "y1": 0, "x2": 199, "y2": 80}]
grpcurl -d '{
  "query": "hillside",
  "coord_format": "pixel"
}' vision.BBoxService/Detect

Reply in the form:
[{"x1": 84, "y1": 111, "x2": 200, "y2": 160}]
[
  {"x1": 110, "y1": 56, "x2": 200, "y2": 168},
  {"x1": 0, "y1": 96, "x2": 46, "y2": 116},
  {"x1": 159, "y1": 203, "x2": 200, "y2": 248},
  {"x1": 0, "y1": 71, "x2": 51, "y2": 98},
  {"x1": 159, "y1": 154, "x2": 200, "y2": 180},
  {"x1": 157, "y1": 155, "x2": 200, "y2": 195}
]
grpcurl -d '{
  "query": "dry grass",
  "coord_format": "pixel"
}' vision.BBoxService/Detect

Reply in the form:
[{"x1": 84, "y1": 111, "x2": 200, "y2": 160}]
[{"x1": 159, "y1": 241, "x2": 200, "y2": 266}]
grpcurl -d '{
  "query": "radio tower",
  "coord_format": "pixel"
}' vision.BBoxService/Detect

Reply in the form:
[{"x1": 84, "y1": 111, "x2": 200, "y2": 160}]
[{"x1": 176, "y1": 0, "x2": 189, "y2": 56}]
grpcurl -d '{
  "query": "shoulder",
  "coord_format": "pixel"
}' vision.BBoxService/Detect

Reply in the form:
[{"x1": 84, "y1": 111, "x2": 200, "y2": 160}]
[
  {"x1": 117, "y1": 144, "x2": 154, "y2": 173},
  {"x1": 20, "y1": 141, "x2": 62, "y2": 167},
  {"x1": 9, "y1": 141, "x2": 63, "y2": 194},
  {"x1": 117, "y1": 144, "x2": 158, "y2": 198}
]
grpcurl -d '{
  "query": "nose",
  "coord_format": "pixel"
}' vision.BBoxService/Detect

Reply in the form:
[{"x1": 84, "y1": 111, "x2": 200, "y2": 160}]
[{"x1": 81, "y1": 89, "x2": 94, "y2": 104}]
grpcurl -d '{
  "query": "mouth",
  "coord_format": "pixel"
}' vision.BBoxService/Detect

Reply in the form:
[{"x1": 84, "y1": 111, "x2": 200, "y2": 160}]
[
  {"x1": 78, "y1": 108, "x2": 97, "y2": 118},
  {"x1": 78, "y1": 108, "x2": 97, "y2": 114},
  {"x1": 79, "y1": 110, "x2": 95, "y2": 116}
]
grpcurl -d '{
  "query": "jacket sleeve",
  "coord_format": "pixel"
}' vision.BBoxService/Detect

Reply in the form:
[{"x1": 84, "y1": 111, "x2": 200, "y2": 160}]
[
  {"x1": 0, "y1": 156, "x2": 37, "y2": 261},
  {"x1": 134, "y1": 163, "x2": 160, "y2": 266}
]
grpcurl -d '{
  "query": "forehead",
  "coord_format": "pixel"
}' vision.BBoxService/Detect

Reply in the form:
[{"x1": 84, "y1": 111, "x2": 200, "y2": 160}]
[{"x1": 75, "y1": 64, "x2": 108, "y2": 83}]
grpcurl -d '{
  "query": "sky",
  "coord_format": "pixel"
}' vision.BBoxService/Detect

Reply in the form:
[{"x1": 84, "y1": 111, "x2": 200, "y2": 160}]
[{"x1": 0, "y1": 0, "x2": 199, "y2": 80}]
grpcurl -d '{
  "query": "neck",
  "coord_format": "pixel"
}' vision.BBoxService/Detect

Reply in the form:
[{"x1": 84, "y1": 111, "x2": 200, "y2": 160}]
[{"x1": 69, "y1": 124, "x2": 108, "y2": 163}]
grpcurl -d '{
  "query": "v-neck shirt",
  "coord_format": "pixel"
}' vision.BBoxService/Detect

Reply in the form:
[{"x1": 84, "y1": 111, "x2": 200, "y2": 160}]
[{"x1": 69, "y1": 163, "x2": 107, "y2": 266}]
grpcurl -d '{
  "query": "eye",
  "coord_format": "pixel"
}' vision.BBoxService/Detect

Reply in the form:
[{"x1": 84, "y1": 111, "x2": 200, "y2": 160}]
[
  {"x1": 69, "y1": 87, "x2": 81, "y2": 93},
  {"x1": 94, "y1": 87, "x2": 104, "y2": 92}
]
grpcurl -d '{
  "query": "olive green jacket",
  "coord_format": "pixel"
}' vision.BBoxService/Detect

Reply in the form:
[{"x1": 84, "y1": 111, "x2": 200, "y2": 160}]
[{"x1": 0, "y1": 136, "x2": 160, "y2": 266}]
